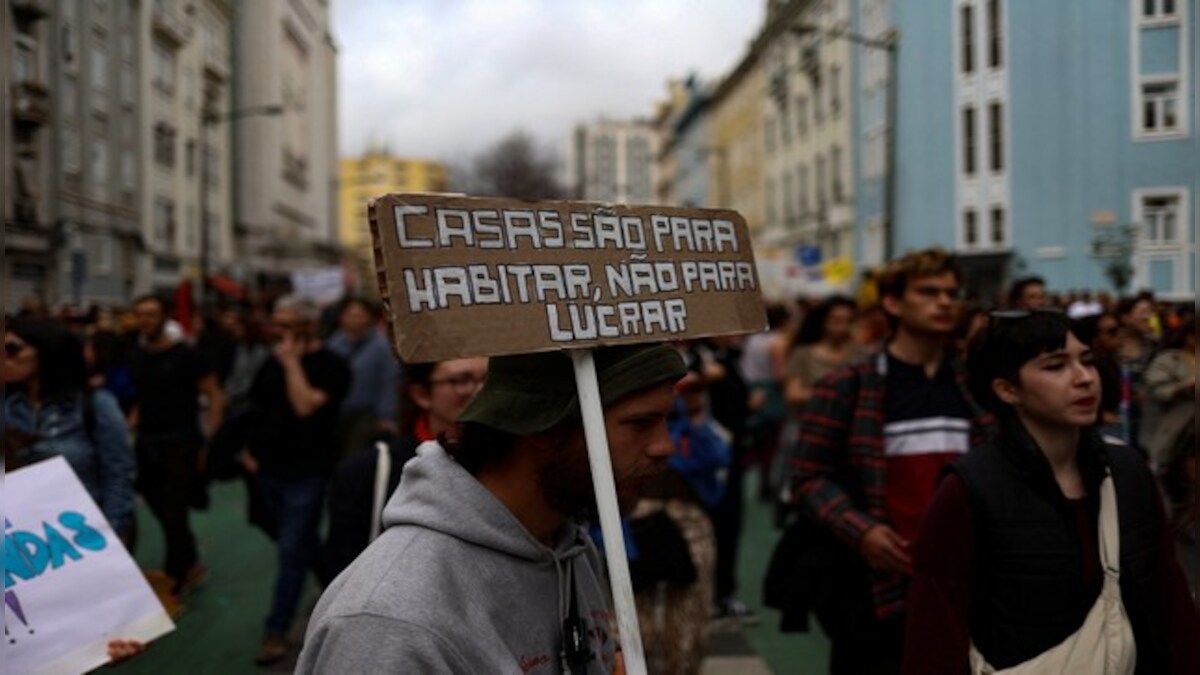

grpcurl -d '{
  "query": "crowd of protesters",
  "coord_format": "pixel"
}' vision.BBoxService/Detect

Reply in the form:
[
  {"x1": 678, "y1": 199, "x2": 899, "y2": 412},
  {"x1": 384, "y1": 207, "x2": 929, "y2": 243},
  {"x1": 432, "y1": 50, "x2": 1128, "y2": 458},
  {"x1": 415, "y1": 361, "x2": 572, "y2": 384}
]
[{"x1": 4, "y1": 249, "x2": 1196, "y2": 673}]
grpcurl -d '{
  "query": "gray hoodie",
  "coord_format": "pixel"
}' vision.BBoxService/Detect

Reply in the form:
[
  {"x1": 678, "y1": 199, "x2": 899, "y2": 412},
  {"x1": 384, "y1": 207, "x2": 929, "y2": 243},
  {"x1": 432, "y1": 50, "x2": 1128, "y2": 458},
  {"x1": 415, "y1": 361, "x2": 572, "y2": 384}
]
[{"x1": 296, "y1": 441, "x2": 620, "y2": 674}]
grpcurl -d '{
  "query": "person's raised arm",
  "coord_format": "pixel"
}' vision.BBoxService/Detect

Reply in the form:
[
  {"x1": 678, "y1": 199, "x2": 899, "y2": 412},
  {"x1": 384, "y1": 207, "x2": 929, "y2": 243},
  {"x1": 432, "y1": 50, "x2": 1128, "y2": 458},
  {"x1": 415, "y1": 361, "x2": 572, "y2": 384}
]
[{"x1": 274, "y1": 334, "x2": 329, "y2": 418}]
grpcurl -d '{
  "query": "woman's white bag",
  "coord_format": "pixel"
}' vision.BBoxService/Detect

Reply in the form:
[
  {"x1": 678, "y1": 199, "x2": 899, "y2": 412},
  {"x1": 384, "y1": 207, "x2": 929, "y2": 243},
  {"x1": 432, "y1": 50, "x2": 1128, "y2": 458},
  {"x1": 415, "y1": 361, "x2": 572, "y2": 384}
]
[{"x1": 969, "y1": 473, "x2": 1137, "y2": 675}]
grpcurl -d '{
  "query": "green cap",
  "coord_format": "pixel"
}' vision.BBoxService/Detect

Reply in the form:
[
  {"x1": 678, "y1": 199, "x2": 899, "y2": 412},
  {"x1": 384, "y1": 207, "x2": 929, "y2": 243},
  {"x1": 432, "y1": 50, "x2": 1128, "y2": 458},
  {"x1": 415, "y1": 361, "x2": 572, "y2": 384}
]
[{"x1": 457, "y1": 344, "x2": 686, "y2": 435}]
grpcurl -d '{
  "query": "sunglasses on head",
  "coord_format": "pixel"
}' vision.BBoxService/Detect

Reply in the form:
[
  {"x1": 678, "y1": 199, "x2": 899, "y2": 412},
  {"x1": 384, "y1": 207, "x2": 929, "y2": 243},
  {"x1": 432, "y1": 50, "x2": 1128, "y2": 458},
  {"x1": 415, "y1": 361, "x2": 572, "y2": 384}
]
[{"x1": 988, "y1": 307, "x2": 1066, "y2": 325}]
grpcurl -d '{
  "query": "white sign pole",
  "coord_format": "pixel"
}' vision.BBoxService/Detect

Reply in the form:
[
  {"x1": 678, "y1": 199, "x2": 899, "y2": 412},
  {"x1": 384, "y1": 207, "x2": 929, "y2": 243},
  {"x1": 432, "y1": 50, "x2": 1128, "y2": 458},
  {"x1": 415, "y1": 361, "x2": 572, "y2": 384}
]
[{"x1": 570, "y1": 349, "x2": 648, "y2": 675}]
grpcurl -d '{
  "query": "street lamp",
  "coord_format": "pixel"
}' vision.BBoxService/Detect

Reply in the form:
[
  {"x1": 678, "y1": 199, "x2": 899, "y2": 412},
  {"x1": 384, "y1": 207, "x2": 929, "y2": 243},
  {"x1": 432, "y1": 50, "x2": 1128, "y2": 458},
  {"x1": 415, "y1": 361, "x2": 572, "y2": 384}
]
[
  {"x1": 198, "y1": 103, "x2": 284, "y2": 310},
  {"x1": 791, "y1": 23, "x2": 899, "y2": 263}
]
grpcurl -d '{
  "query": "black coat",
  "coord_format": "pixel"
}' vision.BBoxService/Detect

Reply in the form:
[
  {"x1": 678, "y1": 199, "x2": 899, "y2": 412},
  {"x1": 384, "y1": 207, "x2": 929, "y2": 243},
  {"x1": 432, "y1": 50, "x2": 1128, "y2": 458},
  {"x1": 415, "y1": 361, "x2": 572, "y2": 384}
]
[{"x1": 318, "y1": 436, "x2": 419, "y2": 586}]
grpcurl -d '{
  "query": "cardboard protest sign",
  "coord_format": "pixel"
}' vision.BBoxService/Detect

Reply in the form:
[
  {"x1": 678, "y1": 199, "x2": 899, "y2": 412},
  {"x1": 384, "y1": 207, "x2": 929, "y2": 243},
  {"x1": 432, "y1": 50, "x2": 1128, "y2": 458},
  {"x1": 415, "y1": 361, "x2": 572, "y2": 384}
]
[
  {"x1": 369, "y1": 194, "x2": 768, "y2": 362},
  {"x1": 3, "y1": 457, "x2": 174, "y2": 675}
]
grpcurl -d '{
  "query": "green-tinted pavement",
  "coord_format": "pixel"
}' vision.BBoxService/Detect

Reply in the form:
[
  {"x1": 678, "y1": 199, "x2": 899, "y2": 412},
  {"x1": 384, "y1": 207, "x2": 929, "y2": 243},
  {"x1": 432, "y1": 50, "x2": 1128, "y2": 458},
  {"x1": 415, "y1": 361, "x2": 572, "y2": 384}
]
[
  {"x1": 114, "y1": 475, "x2": 829, "y2": 674},
  {"x1": 735, "y1": 476, "x2": 830, "y2": 674},
  {"x1": 114, "y1": 482, "x2": 319, "y2": 674}
]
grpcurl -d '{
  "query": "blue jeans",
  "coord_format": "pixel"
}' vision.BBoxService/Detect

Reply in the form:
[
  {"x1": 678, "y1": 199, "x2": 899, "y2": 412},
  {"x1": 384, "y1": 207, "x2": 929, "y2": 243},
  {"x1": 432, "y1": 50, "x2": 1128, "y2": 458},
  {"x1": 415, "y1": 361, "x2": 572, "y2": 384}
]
[{"x1": 256, "y1": 472, "x2": 327, "y2": 635}]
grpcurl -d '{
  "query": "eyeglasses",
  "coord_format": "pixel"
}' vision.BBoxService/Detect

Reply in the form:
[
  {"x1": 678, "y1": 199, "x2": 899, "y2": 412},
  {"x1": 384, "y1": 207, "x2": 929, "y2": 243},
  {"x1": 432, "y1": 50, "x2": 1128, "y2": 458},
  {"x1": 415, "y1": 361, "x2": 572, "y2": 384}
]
[
  {"x1": 430, "y1": 374, "x2": 486, "y2": 390},
  {"x1": 911, "y1": 285, "x2": 965, "y2": 301},
  {"x1": 4, "y1": 341, "x2": 29, "y2": 358}
]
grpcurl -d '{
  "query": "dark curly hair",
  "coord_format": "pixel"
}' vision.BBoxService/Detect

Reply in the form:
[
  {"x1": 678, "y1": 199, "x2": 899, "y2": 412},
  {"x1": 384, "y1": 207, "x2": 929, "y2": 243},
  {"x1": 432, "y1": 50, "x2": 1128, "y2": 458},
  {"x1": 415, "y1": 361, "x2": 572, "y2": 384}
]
[
  {"x1": 7, "y1": 318, "x2": 88, "y2": 404},
  {"x1": 967, "y1": 310, "x2": 1077, "y2": 414},
  {"x1": 792, "y1": 295, "x2": 857, "y2": 347}
]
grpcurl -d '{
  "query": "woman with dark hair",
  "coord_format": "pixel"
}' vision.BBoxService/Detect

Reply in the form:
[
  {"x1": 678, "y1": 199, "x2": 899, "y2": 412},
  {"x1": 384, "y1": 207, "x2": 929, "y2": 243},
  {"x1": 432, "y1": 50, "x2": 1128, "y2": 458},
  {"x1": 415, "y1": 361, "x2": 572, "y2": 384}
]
[
  {"x1": 903, "y1": 311, "x2": 1199, "y2": 674},
  {"x1": 4, "y1": 318, "x2": 136, "y2": 539},
  {"x1": 1077, "y1": 310, "x2": 1126, "y2": 439},
  {"x1": 319, "y1": 357, "x2": 487, "y2": 584},
  {"x1": 783, "y1": 295, "x2": 865, "y2": 409}
]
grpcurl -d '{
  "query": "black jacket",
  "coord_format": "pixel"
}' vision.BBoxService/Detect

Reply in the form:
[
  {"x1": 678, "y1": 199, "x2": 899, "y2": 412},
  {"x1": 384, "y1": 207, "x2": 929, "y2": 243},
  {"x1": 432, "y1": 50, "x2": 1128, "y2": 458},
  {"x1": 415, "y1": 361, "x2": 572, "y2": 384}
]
[
  {"x1": 951, "y1": 418, "x2": 1167, "y2": 673},
  {"x1": 318, "y1": 436, "x2": 419, "y2": 586}
]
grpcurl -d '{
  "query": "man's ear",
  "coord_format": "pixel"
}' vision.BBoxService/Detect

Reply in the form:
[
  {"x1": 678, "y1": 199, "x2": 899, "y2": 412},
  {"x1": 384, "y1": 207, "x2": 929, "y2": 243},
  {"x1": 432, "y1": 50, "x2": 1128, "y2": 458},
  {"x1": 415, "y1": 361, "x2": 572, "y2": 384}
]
[
  {"x1": 992, "y1": 377, "x2": 1020, "y2": 406},
  {"x1": 880, "y1": 293, "x2": 901, "y2": 322},
  {"x1": 409, "y1": 384, "x2": 432, "y2": 412}
]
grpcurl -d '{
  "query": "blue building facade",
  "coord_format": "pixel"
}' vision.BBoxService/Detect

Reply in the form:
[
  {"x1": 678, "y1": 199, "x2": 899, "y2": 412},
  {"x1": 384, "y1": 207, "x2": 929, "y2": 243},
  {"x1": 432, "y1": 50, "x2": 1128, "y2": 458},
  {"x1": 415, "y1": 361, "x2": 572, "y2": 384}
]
[{"x1": 854, "y1": 0, "x2": 1197, "y2": 302}]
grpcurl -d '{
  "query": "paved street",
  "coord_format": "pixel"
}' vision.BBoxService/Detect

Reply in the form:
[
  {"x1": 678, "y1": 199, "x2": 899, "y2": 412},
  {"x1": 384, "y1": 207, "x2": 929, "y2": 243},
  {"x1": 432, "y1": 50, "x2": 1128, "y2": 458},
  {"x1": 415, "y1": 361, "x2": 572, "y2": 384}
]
[{"x1": 113, "y1": 473, "x2": 829, "y2": 674}]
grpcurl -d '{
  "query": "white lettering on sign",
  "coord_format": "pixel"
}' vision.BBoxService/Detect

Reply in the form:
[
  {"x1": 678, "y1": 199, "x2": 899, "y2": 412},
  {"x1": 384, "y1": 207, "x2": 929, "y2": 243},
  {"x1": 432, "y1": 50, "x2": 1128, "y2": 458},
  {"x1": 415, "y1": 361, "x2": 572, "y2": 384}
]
[{"x1": 373, "y1": 195, "x2": 766, "y2": 362}]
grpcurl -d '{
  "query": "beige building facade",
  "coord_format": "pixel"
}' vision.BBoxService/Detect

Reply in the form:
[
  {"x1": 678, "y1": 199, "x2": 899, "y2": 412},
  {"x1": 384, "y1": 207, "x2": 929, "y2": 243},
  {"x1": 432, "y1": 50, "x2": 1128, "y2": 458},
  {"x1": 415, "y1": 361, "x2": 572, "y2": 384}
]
[
  {"x1": 232, "y1": 0, "x2": 339, "y2": 282},
  {"x1": 761, "y1": 0, "x2": 857, "y2": 297},
  {"x1": 138, "y1": 0, "x2": 234, "y2": 296},
  {"x1": 338, "y1": 151, "x2": 448, "y2": 293}
]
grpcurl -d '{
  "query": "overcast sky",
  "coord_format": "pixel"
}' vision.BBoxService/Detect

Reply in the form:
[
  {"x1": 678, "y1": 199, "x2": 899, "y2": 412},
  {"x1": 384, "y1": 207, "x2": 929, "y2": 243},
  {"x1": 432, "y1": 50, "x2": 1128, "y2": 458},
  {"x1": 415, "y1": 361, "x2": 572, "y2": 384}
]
[{"x1": 333, "y1": 0, "x2": 765, "y2": 167}]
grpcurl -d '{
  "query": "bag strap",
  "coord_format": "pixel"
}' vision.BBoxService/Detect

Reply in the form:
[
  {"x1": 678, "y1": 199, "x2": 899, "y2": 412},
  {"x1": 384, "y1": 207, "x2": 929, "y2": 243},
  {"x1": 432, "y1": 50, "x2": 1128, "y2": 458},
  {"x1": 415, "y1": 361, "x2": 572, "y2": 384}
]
[
  {"x1": 1097, "y1": 473, "x2": 1120, "y2": 574},
  {"x1": 369, "y1": 441, "x2": 392, "y2": 542}
]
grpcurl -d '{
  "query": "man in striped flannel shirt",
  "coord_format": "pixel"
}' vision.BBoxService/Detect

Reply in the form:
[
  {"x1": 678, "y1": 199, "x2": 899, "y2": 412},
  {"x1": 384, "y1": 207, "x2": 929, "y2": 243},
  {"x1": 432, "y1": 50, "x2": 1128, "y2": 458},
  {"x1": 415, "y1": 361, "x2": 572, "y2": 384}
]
[{"x1": 791, "y1": 248, "x2": 994, "y2": 674}]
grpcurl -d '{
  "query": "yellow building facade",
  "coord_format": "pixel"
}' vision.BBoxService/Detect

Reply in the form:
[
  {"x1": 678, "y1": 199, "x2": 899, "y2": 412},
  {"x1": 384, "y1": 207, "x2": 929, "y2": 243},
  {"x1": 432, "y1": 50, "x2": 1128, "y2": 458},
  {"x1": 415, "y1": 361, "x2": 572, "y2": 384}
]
[
  {"x1": 338, "y1": 152, "x2": 449, "y2": 292},
  {"x1": 709, "y1": 53, "x2": 766, "y2": 242}
]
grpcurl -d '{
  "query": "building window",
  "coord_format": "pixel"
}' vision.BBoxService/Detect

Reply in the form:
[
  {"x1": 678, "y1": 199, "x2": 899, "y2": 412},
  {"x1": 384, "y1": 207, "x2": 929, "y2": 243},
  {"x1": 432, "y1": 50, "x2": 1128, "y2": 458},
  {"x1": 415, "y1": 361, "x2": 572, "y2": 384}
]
[
  {"x1": 91, "y1": 43, "x2": 108, "y2": 90},
  {"x1": 204, "y1": 144, "x2": 218, "y2": 185},
  {"x1": 963, "y1": 105, "x2": 977, "y2": 175},
  {"x1": 988, "y1": 101, "x2": 1004, "y2": 173},
  {"x1": 815, "y1": 154, "x2": 827, "y2": 209},
  {"x1": 119, "y1": 32, "x2": 133, "y2": 61},
  {"x1": 153, "y1": 122, "x2": 176, "y2": 167},
  {"x1": 829, "y1": 65, "x2": 841, "y2": 115},
  {"x1": 120, "y1": 64, "x2": 134, "y2": 105},
  {"x1": 154, "y1": 197, "x2": 176, "y2": 249},
  {"x1": 798, "y1": 164, "x2": 810, "y2": 214},
  {"x1": 1141, "y1": 80, "x2": 1179, "y2": 133},
  {"x1": 90, "y1": 139, "x2": 107, "y2": 185},
  {"x1": 14, "y1": 36, "x2": 38, "y2": 83},
  {"x1": 153, "y1": 43, "x2": 175, "y2": 94},
  {"x1": 964, "y1": 208, "x2": 978, "y2": 246},
  {"x1": 766, "y1": 178, "x2": 778, "y2": 226},
  {"x1": 186, "y1": 206, "x2": 198, "y2": 253},
  {"x1": 61, "y1": 79, "x2": 78, "y2": 120},
  {"x1": 1142, "y1": 0, "x2": 1178, "y2": 20},
  {"x1": 960, "y1": 4, "x2": 975, "y2": 75},
  {"x1": 796, "y1": 96, "x2": 808, "y2": 136},
  {"x1": 61, "y1": 24, "x2": 78, "y2": 64},
  {"x1": 813, "y1": 81, "x2": 825, "y2": 124},
  {"x1": 765, "y1": 118, "x2": 776, "y2": 154},
  {"x1": 185, "y1": 139, "x2": 195, "y2": 175},
  {"x1": 63, "y1": 127, "x2": 81, "y2": 173},
  {"x1": 783, "y1": 170, "x2": 795, "y2": 224},
  {"x1": 91, "y1": 235, "x2": 114, "y2": 275},
  {"x1": 990, "y1": 206, "x2": 1005, "y2": 244},
  {"x1": 121, "y1": 150, "x2": 135, "y2": 192},
  {"x1": 987, "y1": 0, "x2": 1002, "y2": 68},
  {"x1": 831, "y1": 145, "x2": 843, "y2": 201},
  {"x1": 1141, "y1": 194, "x2": 1180, "y2": 244}
]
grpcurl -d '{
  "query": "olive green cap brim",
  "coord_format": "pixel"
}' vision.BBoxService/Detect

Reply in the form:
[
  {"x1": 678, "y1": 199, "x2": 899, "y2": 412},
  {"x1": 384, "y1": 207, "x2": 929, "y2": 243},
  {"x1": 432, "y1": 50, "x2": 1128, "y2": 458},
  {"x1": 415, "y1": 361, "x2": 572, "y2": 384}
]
[{"x1": 456, "y1": 344, "x2": 685, "y2": 436}]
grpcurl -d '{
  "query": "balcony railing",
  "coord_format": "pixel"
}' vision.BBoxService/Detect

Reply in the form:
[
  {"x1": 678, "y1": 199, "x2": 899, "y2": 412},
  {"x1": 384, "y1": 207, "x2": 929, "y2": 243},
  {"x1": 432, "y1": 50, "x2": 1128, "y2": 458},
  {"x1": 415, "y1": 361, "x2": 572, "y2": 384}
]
[
  {"x1": 11, "y1": 0, "x2": 50, "y2": 22},
  {"x1": 12, "y1": 80, "x2": 51, "y2": 128},
  {"x1": 152, "y1": 2, "x2": 192, "y2": 46}
]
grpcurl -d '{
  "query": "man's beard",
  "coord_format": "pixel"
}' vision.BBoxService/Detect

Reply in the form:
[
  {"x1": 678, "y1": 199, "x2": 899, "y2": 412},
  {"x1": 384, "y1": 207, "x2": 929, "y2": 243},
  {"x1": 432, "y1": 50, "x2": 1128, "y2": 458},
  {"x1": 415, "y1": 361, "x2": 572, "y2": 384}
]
[
  {"x1": 538, "y1": 438, "x2": 598, "y2": 521},
  {"x1": 537, "y1": 435, "x2": 659, "y2": 522}
]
